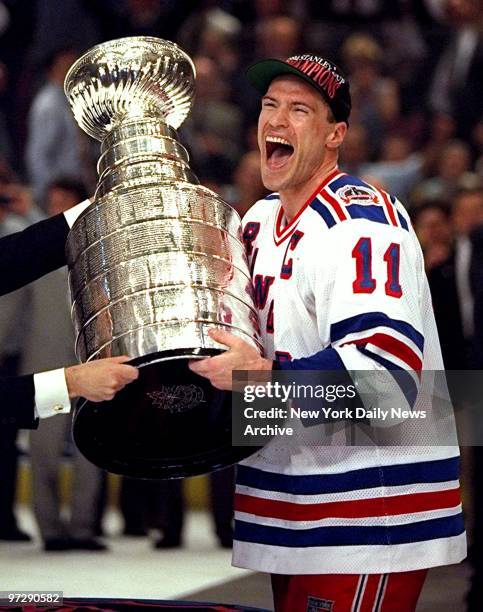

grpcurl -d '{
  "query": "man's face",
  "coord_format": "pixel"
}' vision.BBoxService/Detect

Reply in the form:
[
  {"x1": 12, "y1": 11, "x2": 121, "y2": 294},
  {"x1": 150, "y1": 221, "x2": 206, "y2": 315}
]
[
  {"x1": 415, "y1": 208, "x2": 452, "y2": 248},
  {"x1": 257, "y1": 75, "x2": 341, "y2": 194},
  {"x1": 47, "y1": 187, "x2": 79, "y2": 216},
  {"x1": 452, "y1": 192, "x2": 483, "y2": 236}
]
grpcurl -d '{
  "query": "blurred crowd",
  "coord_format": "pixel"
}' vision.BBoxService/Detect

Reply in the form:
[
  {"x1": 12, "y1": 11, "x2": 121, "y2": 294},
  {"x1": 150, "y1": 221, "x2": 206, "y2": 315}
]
[{"x1": 0, "y1": 0, "x2": 481, "y2": 595}]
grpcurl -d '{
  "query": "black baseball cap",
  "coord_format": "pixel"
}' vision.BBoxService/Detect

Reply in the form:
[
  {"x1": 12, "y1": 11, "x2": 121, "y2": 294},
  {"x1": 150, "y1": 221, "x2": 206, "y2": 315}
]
[{"x1": 247, "y1": 54, "x2": 351, "y2": 124}]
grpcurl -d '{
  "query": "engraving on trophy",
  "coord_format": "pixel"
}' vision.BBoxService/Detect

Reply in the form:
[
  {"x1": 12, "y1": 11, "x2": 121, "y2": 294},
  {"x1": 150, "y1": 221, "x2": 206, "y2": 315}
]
[{"x1": 147, "y1": 385, "x2": 205, "y2": 414}]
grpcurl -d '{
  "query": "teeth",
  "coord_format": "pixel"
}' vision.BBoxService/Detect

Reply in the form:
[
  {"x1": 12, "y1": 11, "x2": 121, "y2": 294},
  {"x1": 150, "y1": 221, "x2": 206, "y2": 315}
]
[{"x1": 266, "y1": 136, "x2": 291, "y2": 146}]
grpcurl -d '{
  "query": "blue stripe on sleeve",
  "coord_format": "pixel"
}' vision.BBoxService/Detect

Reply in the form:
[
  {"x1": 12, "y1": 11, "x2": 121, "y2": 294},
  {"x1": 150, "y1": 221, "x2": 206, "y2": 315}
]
[
  {"x1": 237, "y1": 456, "x2": 460, "y2": 494},
  {"x1": 358, "y1": 346, "x2": 419, "y2": 407},
  {"x1": 277, "y1": 347, "x2": 344, "y2": 371},
  {"x1": 330, "y1": 312, "x2": 424, "y2": 352}
]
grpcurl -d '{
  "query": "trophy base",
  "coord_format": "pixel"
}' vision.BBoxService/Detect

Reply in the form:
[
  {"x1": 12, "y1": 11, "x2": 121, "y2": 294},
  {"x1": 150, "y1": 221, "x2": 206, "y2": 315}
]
[{"x1": 72, "y1": 349, "x2": 257, "y2": 479}]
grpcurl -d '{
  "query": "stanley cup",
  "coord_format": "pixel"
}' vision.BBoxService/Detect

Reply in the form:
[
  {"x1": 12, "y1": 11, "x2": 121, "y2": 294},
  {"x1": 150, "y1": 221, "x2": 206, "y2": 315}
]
[{"x1": 64, "y1": 37, "x2": 262, "y2": 478}]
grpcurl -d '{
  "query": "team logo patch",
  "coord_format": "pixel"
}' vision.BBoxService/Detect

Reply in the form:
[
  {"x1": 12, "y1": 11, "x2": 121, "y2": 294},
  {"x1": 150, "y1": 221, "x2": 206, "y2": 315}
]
[
  {"x1": 306, "y1": 596, "x2": 334, "y2": 612},
  {"x1": 337, "y1": 185, "x2": 378, "y2": 205}
]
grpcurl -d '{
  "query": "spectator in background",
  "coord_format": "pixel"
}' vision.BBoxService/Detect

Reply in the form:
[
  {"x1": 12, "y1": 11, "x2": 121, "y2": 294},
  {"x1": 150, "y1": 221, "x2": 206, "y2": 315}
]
[
  {"x1": 229, "y1": 150, "x2": 266, "y2": 218},
  {"x1": 361, "y1": 134, "x2": 424, "y2": 203},
  {"x1": 151, "y1": 468, "x2": 236, "y2": 549},
  {"x1": 46, "y1": 177, "x2": 86, "y2": 216},
  {"x1": 178, "y1": 0, "x2": 242, "y2": 77},
  {"x1": 412, "y1": 200, "x2": 467, "y2": 369},
  {"x1": 422, "y1": 112, "x2": 457, "y2": 171},
  {"x1": 341, "y1": 33, "x2": 401, "y2": 154},
  {"x1": 118, "y1": 466, "x2": 236, "y2": 549},
  {"x1": 25, "y1": 47, "x2": 89, "y2": 207},
  {"x1": 97, "y1": 0, "x2": 196, "y2": 42},
  {"x1": 403, "y1": 111, "x2": 459, "y2": 184},
  {"x1": 451, "y1": 186, "x2": 483, "y2": 365},
  {"x1": 254, "y1": 15, "x2": 301, "y2": 62},
  {"x1": 181, "y1": 55, "x2": 243, "y2": 184},
  {"x1": 230, "y1": 0, "x2": 299, "y2": 26},
  {"x1": 234, "y1": 15, "x2": 302, "y2": 124},
  {"x1": 306, "y1": 0, "x2": 402, "y2": 30},
  {"x1": 29, "y1": 0, "x2": 100, "y2": 67},
  {"x1": 427, "y1": 0, "x2": 483, "y2": 139},
  {"x1": 303, "y1": 0, "x2": 404, "y2": 57},
  {"x1": 412, "y1": 139, "x2": 475, "y2": 203},
  {"x1": 339, "y1": 122, "x2": 371, "y2": 177},
  {"x1": 21, "y1": 177, "x2": 106, "y2": 552},
  {"x1": 119, "y1": 0, "x2": 182, "y2": 38},
  {"x1": 196, "y1": 21, "x2": 240, "y2": 79},
  {"x1": 0, "y1": 182, "x2": 44, "y2": 224},
  {"x1": 226, "y1": 0, "x2": 300, "y2": 65},
  {"x1": 118, "y1": 476, "x2": 163, "y2": 538},
  {"x1": 413, "y1": 200, "x2": 453, "y2": 272}
]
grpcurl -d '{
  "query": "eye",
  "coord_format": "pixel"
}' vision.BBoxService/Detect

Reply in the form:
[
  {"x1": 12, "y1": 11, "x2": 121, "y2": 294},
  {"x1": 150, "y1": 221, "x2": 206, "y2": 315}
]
[
  {"x1": 262, "y1": 99, "x2": 276, "y2": 109},
  {"x1": 294, "y1": 106, "x2": 309, "y2": 114}
]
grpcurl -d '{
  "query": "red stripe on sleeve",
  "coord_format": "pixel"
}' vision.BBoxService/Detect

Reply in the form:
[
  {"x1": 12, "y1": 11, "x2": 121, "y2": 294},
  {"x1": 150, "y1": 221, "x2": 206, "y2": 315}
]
[
  {"x1": 379, "y1": 189, "x2": 398, "y2": 227},
  {"x1": 343, "y1": 332, "x2": 422, "y2": 372}
]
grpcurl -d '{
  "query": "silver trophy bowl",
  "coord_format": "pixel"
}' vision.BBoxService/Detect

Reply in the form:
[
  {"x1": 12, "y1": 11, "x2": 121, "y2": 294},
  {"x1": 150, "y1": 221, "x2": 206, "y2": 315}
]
[{"x1": 65, "y1": 37, "x2": 262, "y2": 478}]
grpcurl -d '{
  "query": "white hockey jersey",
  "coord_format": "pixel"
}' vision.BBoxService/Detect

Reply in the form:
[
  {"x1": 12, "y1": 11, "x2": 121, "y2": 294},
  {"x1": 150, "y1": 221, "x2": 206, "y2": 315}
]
[{"x1": 232, "y1": 169, "x2": 466, "y2": 575}]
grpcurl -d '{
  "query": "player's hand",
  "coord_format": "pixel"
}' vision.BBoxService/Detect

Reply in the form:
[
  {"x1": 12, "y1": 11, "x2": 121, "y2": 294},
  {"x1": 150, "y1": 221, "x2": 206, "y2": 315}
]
[
  {"x1": 65, "y1": 356, "x2": 139, "y2": 402},
  {"x1": 188, "y1": 328, "x2": 272, "y2": 390}
]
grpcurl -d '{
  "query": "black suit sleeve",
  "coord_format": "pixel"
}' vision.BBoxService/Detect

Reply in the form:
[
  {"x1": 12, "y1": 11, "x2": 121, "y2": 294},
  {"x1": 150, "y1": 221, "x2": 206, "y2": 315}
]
[
  {"x1": 0, "y1": 374, "x2": 39, "y2": 429},
  {"x1": 427, "y1": 254, "x2": 468, "y2": 369},
  {"x1": 471, "y1": 226, "x2": 483, "y2": 368},
  {"x1": 0, "y1": 213, "x2": 70, "y2": 429},
  {"x1": 0, "y1": 213, "x2": 69, "y2": 296}
]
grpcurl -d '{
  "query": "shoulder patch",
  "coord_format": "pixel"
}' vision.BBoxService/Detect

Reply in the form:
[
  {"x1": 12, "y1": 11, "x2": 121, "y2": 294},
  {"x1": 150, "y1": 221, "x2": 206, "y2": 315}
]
[
  {"x1": 336, "y1": 184, "x2": 379, "y2": 205},
  {"x1": 324, "y1": 173, "x2": 408, "y2": 231}
]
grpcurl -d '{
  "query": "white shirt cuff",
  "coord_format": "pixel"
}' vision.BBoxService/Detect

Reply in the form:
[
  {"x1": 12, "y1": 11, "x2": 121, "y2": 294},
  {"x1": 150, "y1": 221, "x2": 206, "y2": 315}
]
[
  {"x1": 63, "y1": 198, "x2": 91, "y2": 228},
  {"x1": 33, "y1": 368, "x2": 71, "y2": 419}
]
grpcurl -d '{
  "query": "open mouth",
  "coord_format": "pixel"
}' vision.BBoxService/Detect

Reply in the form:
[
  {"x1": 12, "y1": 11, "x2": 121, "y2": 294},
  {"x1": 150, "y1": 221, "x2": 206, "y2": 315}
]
[{"x1": 266, "y1": 136, "x2": 294, "y2": 169}]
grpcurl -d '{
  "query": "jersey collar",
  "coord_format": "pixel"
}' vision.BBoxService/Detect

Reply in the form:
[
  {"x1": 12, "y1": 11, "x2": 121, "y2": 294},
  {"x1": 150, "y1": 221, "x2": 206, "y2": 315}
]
[{"x1": 273, "y1": 168, "x2": 342, "y2": 246}]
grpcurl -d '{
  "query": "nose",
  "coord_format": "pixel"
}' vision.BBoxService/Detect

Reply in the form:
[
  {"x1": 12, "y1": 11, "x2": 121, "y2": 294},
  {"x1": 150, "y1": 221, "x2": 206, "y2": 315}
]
[{"x1": 268, "y1": 104, "x2": 289, "y2": 128}]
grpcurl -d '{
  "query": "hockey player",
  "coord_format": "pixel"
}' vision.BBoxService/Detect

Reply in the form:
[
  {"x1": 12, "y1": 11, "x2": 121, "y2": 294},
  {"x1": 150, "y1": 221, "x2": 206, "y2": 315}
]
[{"x1": 190, "y1": 54, "x2": 466, "y2": 611}]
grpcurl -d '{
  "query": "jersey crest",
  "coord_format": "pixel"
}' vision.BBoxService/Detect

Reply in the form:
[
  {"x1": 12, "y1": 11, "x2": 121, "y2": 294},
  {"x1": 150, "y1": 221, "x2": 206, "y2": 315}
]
[{"x1": 336, "y1": 184, "x2": 379, "y2": 205}]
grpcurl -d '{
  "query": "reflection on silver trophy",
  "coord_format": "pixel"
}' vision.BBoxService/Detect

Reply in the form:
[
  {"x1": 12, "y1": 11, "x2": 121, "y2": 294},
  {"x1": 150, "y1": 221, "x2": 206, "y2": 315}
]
[{"x1": 64, "y1": 37, "x2": 262, "y2": 478}]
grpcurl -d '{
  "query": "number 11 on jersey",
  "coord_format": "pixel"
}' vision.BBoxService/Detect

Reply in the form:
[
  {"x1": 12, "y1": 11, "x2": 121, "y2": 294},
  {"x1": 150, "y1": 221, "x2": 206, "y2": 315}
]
[{"x1": 352, "y1": 237, "x2": 402, "y2": 298}]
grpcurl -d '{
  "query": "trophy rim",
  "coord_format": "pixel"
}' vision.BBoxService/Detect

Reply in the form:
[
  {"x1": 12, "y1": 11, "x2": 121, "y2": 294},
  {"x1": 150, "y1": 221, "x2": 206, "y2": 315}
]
[
  {"x1": 64, "y1": 36, "x2": 197, "y2": 137},
  {"x1": 64, "y1": 36, "x2": 196, "y2": 98}
]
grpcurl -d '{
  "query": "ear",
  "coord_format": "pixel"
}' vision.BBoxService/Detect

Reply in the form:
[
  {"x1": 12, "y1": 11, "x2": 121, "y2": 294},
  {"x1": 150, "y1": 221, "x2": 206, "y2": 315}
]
[{"x1": 326, "y1": 122, "x2": 347, "y2": 150}]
